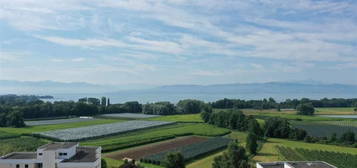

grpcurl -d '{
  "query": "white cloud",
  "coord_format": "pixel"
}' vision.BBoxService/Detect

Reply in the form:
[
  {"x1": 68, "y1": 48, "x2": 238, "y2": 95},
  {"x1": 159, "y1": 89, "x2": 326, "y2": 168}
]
[
  {"x1": 0, "y1": 51, "x2": 26, "y2": 62},
  {"x1": 50, "y1": 58, "x2": 64, "y2": 62},
  {"x1": 35, "y1": 36, "x2": 126, "y2": 48},
  {"x1": 71, "y1": 57, "x2": 86, "y2": 62}
]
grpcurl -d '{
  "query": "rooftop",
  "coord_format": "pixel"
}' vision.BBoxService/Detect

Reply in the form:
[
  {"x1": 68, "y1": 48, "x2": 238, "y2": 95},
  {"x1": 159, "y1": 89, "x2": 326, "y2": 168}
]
[
  {"x1": 62, "y1": 146, "x2": 99, "y2": 163},
  {"x1": 258, "y1": 161, "x2": 336, "y2": 168},
  {"x1": 1, "y1": 152, "x2": 37, "y2": 160},
  {"x1": 287, "y1": 162, "x2": 336, "y2": 168},
  {"x1": 38, "y1": 142, "x2": 78, "y2": 150}
]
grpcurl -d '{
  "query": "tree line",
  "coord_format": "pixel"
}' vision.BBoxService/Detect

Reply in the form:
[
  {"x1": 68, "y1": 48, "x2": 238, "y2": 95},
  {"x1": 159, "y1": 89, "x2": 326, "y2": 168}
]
[
  {"x1": 0, "y1": 95, "x2": 209, "y2": 127},
  {"x1": 211, "y1": 98, "x2": 357, "y2": 109}
]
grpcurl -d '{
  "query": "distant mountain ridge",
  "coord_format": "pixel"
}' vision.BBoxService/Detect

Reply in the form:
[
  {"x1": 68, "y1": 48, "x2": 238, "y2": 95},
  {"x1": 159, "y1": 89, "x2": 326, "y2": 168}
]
[
  {"x1": 1, "y1": 80, "x2": 357, "y2": 100},
  {"x1": 149, "y1": 82, "x2": 357, "y2": 94}
]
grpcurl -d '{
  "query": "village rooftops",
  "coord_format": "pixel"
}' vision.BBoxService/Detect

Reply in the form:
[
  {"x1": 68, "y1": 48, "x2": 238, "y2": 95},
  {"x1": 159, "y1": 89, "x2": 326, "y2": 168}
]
[
  {"x1": 257, "y1": 161, "x2": 337, "y2": 168},
  {"x1": 1, "y1": 152, "x2": 37, "y2": 160},
  {"x1": 38, "y1": 142, "x2": 78, "y2": 150}
]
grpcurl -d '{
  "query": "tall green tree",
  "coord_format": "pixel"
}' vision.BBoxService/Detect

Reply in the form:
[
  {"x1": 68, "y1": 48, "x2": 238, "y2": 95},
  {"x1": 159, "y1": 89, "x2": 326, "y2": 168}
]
[
  {"x1": 164, "y1": 152, "x2": 185, "y2": 168},
  {"x1": 212, "y1": 142, "x2": 250, "y2": 168},
  {"x1": 340, "y1": 131, "x2": 355, "y2": 145},
  {"x1": 296, "y1": 103, "x2": 315, "y2": 115},
  {"x1": 246, "y1": 132, "x2": 258, "y2": 155},
  {"x1": 176, "y1": 99, "x2": 204, "y2": 114},
  {"x1": 6, "y1": 110, "x2": 25, "y2": 127}
]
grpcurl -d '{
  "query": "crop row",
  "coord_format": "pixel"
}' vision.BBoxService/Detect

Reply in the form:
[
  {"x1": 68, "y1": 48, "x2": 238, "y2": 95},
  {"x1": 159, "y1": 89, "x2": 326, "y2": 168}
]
[
  {"x1": 100, "y1": 113, "x2": 160, "y2": 119},
  {"x1": 35, "y1": 120, "x2": 174, "y2": 141},
  {"x1": 292, "y1": 122, "x2": 357, "y2": 137},
  {"x1": 276, "y1": 146, "x2": 357, "y2": 168},
  {"x1": 141, "y1": 137, "x2": 231, "y2": 165}
]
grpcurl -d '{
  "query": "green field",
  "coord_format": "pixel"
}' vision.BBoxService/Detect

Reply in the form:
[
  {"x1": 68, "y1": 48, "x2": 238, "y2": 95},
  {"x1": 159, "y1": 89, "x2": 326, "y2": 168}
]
[
  {"x1": 2, "y1": 110, "x2": 357, "y2": 168},
  {"x1": 292, "y1": 121, "x2": 357, "y2": 137},
  {"x1": 0, "y1": 136, "x2": 48, "y2": 155},
  {"x1": 81, "y1": 123, "x2": 230, "y2": 152},
  {"x1": 149, "y1": 114, "x2": 203, "y2": 123},
  {"x1": 315, "y1": 107, "x2": 356, "y2": 115},
  {"x1": 276, "y1": 146, "x2": 357, "y2": 168},
  {"x1": 0, "y1": 119, "x2": 124, "y2": 135}
]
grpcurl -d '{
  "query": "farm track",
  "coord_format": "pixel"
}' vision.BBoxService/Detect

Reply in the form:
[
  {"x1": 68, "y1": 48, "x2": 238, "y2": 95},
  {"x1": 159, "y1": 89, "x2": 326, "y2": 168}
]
[{"x1": 106, "y1": 136, "x2": 208, "y2": 160}]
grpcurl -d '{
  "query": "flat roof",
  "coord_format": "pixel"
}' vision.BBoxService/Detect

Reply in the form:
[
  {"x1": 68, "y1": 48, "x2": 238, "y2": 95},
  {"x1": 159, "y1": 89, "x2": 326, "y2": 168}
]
[
  {"x1": 39, "y1": 142, "x2": 78, "y2": 150},
  {"x1": 1, "y1": 152, "x2": 37, "y2": 159},
  {"x1": 287, "y1": 161, "x2": 336, "y2": 168},
  {"x1": 62, "y1": 147, "x2": 99, "y2": 163},
  {"x1": 258, "y1": 161, "x2": 336, "y2": 168}
]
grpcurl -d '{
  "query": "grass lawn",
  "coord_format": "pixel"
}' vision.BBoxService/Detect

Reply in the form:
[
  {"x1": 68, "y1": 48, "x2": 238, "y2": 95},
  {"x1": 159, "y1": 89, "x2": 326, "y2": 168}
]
[
  {"x1": 82, "y1": 123, "x2": 230, "y2": 152},
  {"x1": 0, "y1": 119, "x2": 124, "y2": 135},
  {"x1": 186, "y1": 151, "x2": 224, "y2": 168},
  {"x1": 148, "y1": 114, "x2": 203, "y2": 123}
]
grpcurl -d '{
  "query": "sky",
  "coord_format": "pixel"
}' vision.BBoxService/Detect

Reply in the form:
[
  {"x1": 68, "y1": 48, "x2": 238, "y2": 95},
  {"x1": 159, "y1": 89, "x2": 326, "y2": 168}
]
[{"x1": 1, "y1": 0, "x2": 357, "y2": 86}]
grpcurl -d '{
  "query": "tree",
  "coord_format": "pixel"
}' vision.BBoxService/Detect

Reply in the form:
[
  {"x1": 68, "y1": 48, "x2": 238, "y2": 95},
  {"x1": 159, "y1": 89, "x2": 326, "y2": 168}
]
[
  {"x1": 212, "y1": 142, "x2": 250, "y2": 168},
  {"x1": 296, "y1": 103, "x2": 315, "y2": 115},
  {"x1": 176, "y1": 99, "x2": 204, "y2": 114},
  {"x1": 264, "y1": 117, "x2": 291, "y2": 138},
  {"x1": 246, "y1": 132, "x2": 258, "y2": 154},
  {"x1": 101, "y1": 97, "x2": 107, "y2": 107},
  {"x1": 88, "y1": 97, "x2": 100, "y2": 105},
  {"x1": 247, "y1": 118, "x2": 263, "y2": 137},
  {"x1": 340, "y1": 131, "x2": 355, "y2": 145},
  {"x1": 119, "y1": 160, "x2": 144, "y2": 168},
  {"x1": 6, "y1": 110, "x2": 25, "y2": 127},
  {"x1": 101, "y1": 158, "x2": 107, "y2": 168},
  {"x1": 164, "y1": 152, "x2": 185, "y2": 168},
  {"x1": 123, "y1": 101, "x2": 142, "y2": 113},
  {"x1": 329, "y1": 133, "x2": 337, "y2": 142}
]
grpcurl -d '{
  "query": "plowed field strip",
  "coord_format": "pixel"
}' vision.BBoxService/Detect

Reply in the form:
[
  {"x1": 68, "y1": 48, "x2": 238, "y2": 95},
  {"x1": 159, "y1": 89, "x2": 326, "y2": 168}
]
[{"x1": 106, "y1": 136, "x2": 207, "y2": 160}]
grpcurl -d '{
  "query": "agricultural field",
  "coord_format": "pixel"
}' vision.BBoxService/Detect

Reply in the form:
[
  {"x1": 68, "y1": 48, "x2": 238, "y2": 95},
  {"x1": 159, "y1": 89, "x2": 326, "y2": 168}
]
[
  {"x1": 276, "y1": 146, "x2": 357, "y2": 168},
  {"x1": 105, "y1": 136, "x2": 208, "y2": 160},
  {"x1": 187, "y1": 131, "x2": 248, "y2": 168},
  {"x1": 25, "y1": 117, "x2": 97, "y2": 126},
  {"x1": 100, "y1": 113, "x2": 160, "y2": 119},
  {"x1": 142, "y1": 137, "x2": 231, "y2": 164},
  {"x1": 315, "y1": 107, "x2": 356, "y2": 115},
  {"x1": 0, "y1": 119, "x2": 123, "y2": 135},
  {"x1": 82, "y1": 123, "x2": 230, "y2": 152},
  {"x1": 149, "y1": 114, "x2": 203, "y2": 123},
  {"x1": 0, "y1": 136, "x2": 48, "y2": 156},
  {"x1": 253, "y1": 137, "x2": 357, "y2": 164},
  {"x1": 0, "y1": 131, "x2": 20, "y2": 139},
  {"x1": 291, "y1": 121, "x2": 357, "y2": 137},
  {"x1": 36, "y1": 120, "x2": 174, "y2": 141}
]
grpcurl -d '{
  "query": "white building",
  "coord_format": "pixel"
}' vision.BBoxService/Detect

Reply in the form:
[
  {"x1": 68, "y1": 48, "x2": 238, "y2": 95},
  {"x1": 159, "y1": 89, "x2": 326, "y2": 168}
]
[
  {"x1": 257, "y1": 161, "x2": 337, "y2": 168},
  {"x1": 0, "y1": 142, "x2": 101, "y2": 168}
]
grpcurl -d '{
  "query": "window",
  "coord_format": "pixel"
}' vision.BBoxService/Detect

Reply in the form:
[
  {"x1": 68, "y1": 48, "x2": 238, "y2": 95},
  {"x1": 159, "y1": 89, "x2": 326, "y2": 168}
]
[
  {"x1": 63, "y1": 153, "x2": 67, "y2": 156},
  {"x1": 39, "y1": 153, "x2": 43, "y2": 156},
  {"x1": 16, "y1": 164, "x2": 19, "y2": 168},
  {"x1": 25, "y1": 164, "x2": 29, "y2": 168}
]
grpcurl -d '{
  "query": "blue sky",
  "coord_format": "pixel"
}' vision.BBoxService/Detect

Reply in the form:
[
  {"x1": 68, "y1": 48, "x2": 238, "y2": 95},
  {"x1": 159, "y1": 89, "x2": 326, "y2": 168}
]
[{"x1": 1, "y1": 0, "x2": 357, "y2": 86}]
